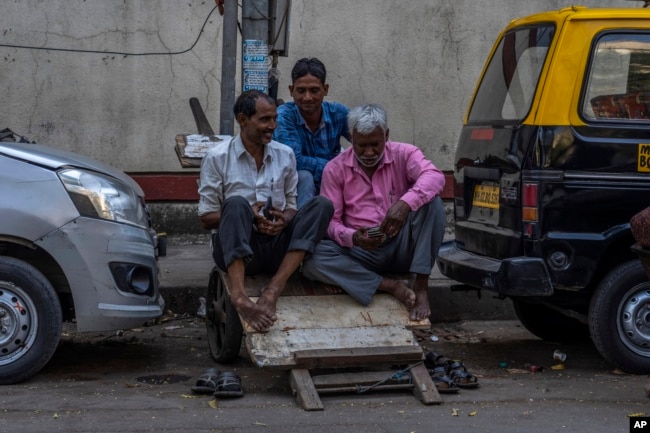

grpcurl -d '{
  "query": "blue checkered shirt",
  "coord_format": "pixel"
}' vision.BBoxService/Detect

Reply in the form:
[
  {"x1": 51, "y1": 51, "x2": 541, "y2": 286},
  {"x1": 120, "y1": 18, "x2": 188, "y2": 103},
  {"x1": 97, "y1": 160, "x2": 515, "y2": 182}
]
[{"x1": 273, "y1": 101, "x2": 350, "y2": 187}]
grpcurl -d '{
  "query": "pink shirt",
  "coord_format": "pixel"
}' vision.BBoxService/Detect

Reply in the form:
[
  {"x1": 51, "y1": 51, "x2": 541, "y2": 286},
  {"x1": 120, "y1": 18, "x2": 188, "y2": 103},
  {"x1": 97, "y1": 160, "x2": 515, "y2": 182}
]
[{"x1": 320, "y1": 140, "x2": 445, "y2": 247}]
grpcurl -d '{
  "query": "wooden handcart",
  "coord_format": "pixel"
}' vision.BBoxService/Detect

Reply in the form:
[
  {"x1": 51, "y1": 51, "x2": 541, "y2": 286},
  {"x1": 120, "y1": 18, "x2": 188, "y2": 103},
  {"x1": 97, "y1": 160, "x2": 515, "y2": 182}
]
[{"x1": 205, "y1": 267, "x2": 442, "y2": 410}]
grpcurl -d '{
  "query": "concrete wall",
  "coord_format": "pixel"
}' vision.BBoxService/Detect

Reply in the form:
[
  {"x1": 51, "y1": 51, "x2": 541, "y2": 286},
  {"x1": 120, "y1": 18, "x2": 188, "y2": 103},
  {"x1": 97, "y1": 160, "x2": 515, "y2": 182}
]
[
  {"x1": 1, "y1": 0, "x2": 632, "y2": 170},
  {"x1": 0, "y1": 0, "x2": 634, "y2": 233}
]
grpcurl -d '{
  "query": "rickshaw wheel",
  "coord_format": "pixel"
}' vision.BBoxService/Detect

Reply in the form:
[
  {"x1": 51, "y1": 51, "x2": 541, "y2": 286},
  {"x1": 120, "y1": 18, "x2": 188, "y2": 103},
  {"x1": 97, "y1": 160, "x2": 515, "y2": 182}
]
[{"x1": 206, "y1": 267, "x2": 243, "y2": 363}]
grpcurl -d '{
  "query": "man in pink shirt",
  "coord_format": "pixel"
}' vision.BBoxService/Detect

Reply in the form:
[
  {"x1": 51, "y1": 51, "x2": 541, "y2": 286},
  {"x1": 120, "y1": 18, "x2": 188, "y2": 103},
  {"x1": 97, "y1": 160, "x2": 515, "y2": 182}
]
[{"x1": 302, "y1": 103, "x2": 446, "y2": 320}]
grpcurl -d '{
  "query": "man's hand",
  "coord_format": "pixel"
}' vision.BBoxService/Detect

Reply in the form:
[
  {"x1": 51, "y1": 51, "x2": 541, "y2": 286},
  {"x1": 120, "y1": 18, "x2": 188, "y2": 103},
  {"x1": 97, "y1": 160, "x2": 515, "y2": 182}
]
[
  {"x1": 252, "y1": 202, "x2": 288, "y2": 236},
  {"x1": 352, "y1": 227, "x2": 386, "y2": 250},
  {"x1": 380, "y1": 200, "x2": 411, "y2": 238}
]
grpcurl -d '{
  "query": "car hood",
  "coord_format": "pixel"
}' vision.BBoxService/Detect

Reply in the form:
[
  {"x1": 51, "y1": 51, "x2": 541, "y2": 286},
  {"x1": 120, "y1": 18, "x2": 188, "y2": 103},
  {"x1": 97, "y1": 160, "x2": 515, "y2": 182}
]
[{"x1": 0, "y1": 141, "x2": 144, "y2": 196}]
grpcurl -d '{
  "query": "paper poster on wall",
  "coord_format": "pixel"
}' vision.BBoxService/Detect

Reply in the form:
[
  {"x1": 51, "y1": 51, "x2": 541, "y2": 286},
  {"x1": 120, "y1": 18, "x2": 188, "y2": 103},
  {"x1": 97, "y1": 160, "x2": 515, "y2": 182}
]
[{"x1": 243, "y1": 39, "x2": 269, "y2": 92}]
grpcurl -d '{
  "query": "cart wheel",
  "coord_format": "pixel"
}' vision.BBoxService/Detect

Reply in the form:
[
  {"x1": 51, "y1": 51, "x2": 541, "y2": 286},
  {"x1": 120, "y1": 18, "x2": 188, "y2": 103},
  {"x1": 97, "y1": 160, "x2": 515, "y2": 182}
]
[{"x1": 206, "y1": 267, "x2": 243, "y2": 363}]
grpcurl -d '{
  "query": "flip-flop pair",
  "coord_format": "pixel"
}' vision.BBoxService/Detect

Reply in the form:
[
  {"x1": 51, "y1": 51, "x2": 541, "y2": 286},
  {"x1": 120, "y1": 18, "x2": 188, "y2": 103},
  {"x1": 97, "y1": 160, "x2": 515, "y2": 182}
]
[{"x1": 191, "y1": 368, "x2": 244, "y2": 397}]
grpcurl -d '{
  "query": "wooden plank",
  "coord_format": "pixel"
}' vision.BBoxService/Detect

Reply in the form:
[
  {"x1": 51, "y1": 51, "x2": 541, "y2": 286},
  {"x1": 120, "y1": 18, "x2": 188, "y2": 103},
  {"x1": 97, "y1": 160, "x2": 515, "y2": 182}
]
[
  {"x1": 240, "y1": 293, "x2": 429, "y2": 334},
  {"x1": 271, "y1": 294, "x2": 413, "y2": 328},
  {"x1": 311, "y1": 370, "x2": 413, "y2": 388},
  {"x1": 410, "y1": 363, "x2": 442, "y2": 405},
  {"x1": 215, "y1": 270, "x2": 429, "y2": 368},
  {"x1": 317, "y1": 384, "x2": 413, "y2": 394},
  {"x1": 174, "y1": 134, "x2": 203, "y2": 168},
  {"x1": 289, "y1": 369, "x2": 323, "y2": 411},
  {"x1": 246, "y1": 326, "x2": 421, "y2": 367},
  {"x1": 293, "y1": 346, "x2": 424, "y2": 369},
  {"x1": 218, "y1": 270, "x2": 431, "y2": 330}
]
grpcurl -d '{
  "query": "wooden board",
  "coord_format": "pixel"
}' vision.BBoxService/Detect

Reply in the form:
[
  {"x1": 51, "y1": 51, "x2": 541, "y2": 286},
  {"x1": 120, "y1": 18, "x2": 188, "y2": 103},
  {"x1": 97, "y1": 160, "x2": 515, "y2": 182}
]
[
  {"x1": 217, "y1": 270, "x2": 430, "y2": 363},
  {"x1": 244, "y1": 294, "x2": 426, "y2": 367},
  {"x1": 211, "y1": 270, "x2": 429, "y2": 367},
  {"x1": 174, "y1": 134, "x2": 202, "y2": 168}
]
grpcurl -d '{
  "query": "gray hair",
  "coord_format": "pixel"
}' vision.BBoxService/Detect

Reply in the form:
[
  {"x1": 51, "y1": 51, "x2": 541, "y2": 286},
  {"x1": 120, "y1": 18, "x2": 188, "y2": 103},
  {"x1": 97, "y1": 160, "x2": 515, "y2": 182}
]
[{"x1": 347, "y1": 104, "x2": 388, "y2": 135}]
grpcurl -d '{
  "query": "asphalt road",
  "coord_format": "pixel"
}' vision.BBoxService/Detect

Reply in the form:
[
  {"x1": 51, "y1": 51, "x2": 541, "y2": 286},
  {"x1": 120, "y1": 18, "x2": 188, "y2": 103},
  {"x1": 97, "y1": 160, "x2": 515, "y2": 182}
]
[{"x1": 1, "y1": 316, "x2": 647, "y2": 433}]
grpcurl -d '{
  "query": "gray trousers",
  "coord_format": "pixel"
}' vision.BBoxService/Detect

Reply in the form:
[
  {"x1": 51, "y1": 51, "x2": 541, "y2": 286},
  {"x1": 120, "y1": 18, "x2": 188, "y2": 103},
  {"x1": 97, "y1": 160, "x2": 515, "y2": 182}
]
[
  {"x1": 302, "y1": 196, "x2": 446, "y2": 305},
  {"x1": 212, "y1": 195, "x2": 333, "y2": 274}
]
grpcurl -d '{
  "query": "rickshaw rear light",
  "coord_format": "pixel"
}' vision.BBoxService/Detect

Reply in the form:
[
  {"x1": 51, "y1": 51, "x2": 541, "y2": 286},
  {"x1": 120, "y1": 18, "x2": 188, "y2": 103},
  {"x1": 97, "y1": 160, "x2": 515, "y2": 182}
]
[
  {"x1": 522, "y1": 183, "x2": 538, "y2": 207},
  {"x1": 522, "y1": 182, "x2": 539, "y2": 223},
  {"x1": 523, "y1": 207, "x2": 539, "y2": 221}
]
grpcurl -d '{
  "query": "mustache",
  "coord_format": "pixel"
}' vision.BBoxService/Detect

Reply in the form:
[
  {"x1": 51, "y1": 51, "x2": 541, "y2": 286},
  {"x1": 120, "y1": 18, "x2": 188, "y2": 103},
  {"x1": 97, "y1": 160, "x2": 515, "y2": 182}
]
[{"x1": 355, "y1": 152, "x2": 384, "y2": 167}]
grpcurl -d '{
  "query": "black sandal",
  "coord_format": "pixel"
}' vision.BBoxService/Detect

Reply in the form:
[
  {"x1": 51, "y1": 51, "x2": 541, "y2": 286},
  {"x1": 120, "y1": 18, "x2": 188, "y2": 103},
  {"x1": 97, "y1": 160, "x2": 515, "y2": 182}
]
[
  {"x1": 428, "y1": 366, "x2": 459, "y2": 394},
  {"x1": 213, "y1": 371, "x2": 244, "y2": 398},
  {"x1": 424, "y1": 350, "x2": 451, "y2": 370},
  {"x1": 191, "y1": 368, "x2": 220, "y2": 394},
  {"x1": 447, "y1": 361, "x2": 479, "y2": 389}
]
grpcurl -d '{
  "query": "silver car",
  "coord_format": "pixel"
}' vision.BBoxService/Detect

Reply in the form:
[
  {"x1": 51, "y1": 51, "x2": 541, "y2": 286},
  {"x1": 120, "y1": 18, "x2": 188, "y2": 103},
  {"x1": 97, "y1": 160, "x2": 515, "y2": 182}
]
[{"x1": 0, "y1": 140, "x2": 164, "y2": 384}]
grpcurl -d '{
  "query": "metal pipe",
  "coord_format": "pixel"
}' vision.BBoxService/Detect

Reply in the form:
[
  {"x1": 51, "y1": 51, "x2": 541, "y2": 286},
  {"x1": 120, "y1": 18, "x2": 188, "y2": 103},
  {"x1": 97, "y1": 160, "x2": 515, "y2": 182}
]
[{"x1": 219, "y1": 0, "x2": 238, "y2": 135}]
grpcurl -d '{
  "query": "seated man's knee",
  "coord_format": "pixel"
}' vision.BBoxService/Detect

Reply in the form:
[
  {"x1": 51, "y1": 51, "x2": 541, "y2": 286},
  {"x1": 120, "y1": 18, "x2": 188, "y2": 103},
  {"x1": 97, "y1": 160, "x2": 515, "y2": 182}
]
[
  {"x1": 223, "y1": 195, "x2": 249, "y2": 209},
  {"x1": 303, "y1": 195, "x2": 334, "y2": 219},
  {"x1": 297, "y1": 170, "x2": 316, "y2": 202}
]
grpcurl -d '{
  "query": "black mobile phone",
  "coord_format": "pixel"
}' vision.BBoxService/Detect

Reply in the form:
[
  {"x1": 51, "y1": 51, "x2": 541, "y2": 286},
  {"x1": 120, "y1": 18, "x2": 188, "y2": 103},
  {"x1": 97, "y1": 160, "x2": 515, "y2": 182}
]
[
  {"x1": 366, "y1": 226, "x2": 384, "y2": 238},
  {"x1": 263, "y1": 196, "x2": 274, "y2": 221}
]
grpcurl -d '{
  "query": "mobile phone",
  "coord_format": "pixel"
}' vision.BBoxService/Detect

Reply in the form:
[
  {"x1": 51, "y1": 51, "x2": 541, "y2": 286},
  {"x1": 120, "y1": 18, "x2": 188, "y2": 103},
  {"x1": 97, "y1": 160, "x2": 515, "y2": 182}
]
[
  {"x1": 263, "y1": 196, "x2": 274, "y2": 221},
  {"x1": 366, "y1": 226, "x2": 384, "y2": 238}
]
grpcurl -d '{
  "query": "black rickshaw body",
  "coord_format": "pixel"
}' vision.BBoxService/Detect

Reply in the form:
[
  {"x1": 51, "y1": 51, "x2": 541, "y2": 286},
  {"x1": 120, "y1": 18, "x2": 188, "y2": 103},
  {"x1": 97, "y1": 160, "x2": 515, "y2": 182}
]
[{"x1": 436, "y1": 6, "x2": 650, "y2": 373}]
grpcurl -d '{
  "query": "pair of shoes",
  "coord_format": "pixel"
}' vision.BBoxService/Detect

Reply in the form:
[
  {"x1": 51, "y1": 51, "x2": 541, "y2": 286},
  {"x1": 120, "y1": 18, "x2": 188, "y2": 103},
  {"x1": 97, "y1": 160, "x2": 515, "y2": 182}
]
[
  {"x1": 213, "y1": 371, "x2": 244, "y2": 398},
  {"x1": 428, "y1": 366, "x2": 459, "y2": 394},
  {"x1": 191, "y1": 368, "x2": 220, "y2": 394},
  {"x1": 191, "y1": 369, "x2": 244, "y2": 397},
  {"x1": 424, "y1": 351, "x2": 480, "y2": 389}
]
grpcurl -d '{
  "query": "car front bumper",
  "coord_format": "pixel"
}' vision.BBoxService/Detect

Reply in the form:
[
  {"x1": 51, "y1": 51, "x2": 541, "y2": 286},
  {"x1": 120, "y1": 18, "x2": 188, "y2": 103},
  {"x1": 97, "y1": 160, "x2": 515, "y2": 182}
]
[{"x1": 37, "y1": 217, "x2": 165, "y2": 332}]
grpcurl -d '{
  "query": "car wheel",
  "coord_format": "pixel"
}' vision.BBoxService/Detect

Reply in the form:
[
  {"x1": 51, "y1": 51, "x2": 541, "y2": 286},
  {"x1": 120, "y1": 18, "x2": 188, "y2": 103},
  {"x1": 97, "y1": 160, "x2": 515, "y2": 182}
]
[
  {"x1": 0, "y1": 256, "x2": 62, "y2": 384},
  {"x1": 206, "y1": 267, "x2": 242, "y2": 363},
  {"x1": 589, "y1": 259, "x2": 650, "y2": 374},
  {"x1": 512, "y1": 298, "x2": 590, "y2": 342}
]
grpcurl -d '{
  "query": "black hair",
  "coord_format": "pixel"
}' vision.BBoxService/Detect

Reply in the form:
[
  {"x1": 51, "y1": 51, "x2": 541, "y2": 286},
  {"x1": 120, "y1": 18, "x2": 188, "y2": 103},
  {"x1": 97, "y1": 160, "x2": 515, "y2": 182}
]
[
  {"x1": 233, "y1": 90, "x2": 276, "y2": 118},
  {"x1": 290, "y1": 57, "x2": 327, "y2": 85}
]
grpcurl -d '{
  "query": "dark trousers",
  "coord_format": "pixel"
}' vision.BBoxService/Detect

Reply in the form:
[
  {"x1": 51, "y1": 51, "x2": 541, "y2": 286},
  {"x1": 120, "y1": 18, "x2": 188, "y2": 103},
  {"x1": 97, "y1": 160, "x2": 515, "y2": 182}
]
[{"x1": 212, "y1": 195, "x2": 333, "y2": 275}]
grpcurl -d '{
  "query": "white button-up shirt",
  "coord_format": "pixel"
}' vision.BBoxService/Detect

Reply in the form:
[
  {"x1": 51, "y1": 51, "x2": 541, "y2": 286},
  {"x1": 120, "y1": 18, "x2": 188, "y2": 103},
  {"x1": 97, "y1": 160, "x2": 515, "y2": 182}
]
[{"x1": 198, "y1": 135, "x2": 298, "y2": 216}]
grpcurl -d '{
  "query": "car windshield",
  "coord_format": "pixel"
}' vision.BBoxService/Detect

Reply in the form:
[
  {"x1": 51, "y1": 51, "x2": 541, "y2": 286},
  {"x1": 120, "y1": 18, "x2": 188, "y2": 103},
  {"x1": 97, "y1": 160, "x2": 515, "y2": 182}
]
[
  {"x1": 468, "y1": 24, "x2": 555, "y2": 124},
  {"x1": 582, "y1": 33, "x2": 650, "y2": 121}
]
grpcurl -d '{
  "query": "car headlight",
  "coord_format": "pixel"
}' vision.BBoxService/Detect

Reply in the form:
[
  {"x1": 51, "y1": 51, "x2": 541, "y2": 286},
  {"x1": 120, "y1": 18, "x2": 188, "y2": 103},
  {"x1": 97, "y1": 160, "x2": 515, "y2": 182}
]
[{"x1": 58, "y1": 168, "x2": 148, "y2": 228}]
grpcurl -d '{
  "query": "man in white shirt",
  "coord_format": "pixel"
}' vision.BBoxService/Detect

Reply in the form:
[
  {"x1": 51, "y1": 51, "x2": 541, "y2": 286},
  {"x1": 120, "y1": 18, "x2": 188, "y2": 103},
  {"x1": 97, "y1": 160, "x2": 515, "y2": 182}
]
[{"x1": 198, "y1": 90, "x2": 333, "y2": 331}]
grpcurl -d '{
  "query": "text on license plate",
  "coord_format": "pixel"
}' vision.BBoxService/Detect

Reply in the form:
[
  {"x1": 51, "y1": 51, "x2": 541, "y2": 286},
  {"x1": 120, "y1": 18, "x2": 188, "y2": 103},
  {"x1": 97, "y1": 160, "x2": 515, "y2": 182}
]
[{"x1": 472, "y1": 184, "x2": 500, "y2": 209}]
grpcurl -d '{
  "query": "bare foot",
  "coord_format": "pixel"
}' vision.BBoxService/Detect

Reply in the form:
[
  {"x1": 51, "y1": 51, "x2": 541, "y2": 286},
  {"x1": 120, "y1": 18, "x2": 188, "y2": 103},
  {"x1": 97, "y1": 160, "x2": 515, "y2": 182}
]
[
  {"x1": 410, "y1": 275, "x2": 431, "y2": 321},
  {"x1": 378, "y1": 278, "x2": 416, "y2": 309},
  {"x1": 255, "y1": 286, "x2": 280, "y2": 322},
  {"x1": 231, "y1": 294, "x2": 276, "y2": 331}
]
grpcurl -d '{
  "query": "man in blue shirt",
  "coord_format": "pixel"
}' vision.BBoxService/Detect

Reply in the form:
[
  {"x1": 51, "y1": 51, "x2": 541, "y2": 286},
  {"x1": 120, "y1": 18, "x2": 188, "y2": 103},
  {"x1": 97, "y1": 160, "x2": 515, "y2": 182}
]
[{"x1": 273, "y1": 57, "x2": 350, "y2": 208}]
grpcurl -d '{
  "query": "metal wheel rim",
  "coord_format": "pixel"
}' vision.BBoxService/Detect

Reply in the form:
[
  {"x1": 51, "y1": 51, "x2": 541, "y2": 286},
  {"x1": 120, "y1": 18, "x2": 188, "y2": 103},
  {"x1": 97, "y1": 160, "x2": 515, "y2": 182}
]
[
  {"x1": 617, "y1": 282, "x2": 650, "y2": 357},
  {"x1": 0, "y1": 281, "x2": 38, "y2": 365}
]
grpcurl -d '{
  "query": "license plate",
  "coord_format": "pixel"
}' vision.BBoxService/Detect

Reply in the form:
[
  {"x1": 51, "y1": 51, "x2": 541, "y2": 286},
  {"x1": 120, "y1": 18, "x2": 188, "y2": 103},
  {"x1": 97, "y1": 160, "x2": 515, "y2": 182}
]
[{"x1": 472, "y1": 184, "x2": 500, "y2": 209}]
